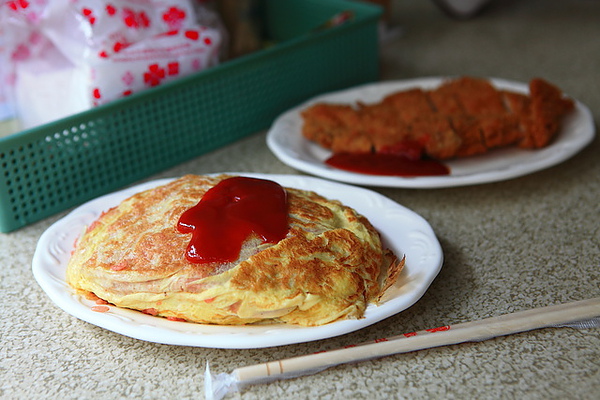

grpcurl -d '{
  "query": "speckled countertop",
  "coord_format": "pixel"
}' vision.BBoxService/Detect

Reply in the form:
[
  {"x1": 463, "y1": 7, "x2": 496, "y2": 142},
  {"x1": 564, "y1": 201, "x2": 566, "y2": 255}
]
[{"x1": 1, "y1": 1, "x2": 599, "y2": 399}]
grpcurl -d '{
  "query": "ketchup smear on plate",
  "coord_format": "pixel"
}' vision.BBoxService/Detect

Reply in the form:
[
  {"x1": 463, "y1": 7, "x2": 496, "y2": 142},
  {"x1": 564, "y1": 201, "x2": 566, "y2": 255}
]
[
  {"x1": 177, "y1": 177, "x2": 289, "y2": 264},
  {"x1": 325, "y1": 141, "x2": 450, "y2": 177},
  {"x1": 326, "y1": 153, "x2": 450, "y2": 177}
]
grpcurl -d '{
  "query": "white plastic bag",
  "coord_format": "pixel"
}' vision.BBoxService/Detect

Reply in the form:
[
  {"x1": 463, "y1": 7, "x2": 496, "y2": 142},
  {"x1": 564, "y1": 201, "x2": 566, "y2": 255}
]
[{"x1": 1, "y1": 0, "x2": 224, "y2": 129}]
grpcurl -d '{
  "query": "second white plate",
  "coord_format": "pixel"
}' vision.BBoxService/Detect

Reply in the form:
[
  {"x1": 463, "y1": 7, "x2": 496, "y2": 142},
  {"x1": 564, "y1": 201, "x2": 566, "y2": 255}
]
[
  {"x1": 32, "y1": 173, "x2": 443, "y2": 348},
  {"x1": 266, "y1": 77, "x2": 595, "y2": 188}
]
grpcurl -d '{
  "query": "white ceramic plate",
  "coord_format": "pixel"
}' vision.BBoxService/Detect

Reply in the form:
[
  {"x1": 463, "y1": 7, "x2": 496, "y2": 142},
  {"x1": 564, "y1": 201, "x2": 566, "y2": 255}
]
[
  {"x1": 32, "y1": 173, "x2": 442, "y2": 349},
  {"x1": 266, "y1": 77, "x2": 595, "y2": 188}
]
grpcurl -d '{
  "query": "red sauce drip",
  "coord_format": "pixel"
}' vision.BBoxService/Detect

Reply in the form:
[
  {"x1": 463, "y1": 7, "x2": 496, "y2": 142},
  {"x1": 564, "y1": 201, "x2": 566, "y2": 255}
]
[
  {"x1": 325, "y1": 152, "x2": 450, "y2": 177},
  {"x1": 177, "y1": 177, "x2": 289, "y2": 264}
]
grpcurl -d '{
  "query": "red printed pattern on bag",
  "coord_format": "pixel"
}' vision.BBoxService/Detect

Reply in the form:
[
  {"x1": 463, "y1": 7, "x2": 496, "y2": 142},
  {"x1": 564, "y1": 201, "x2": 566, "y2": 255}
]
[
  {"x1": 184, "y1": 30, "x2": 213, "y2": 46},
  {"x1": 144, "y1": 64, "x2": 165, "y2": 86},
  {"x1": 8, "y1": 0, "x2": 29, "y2": 11},
  {"x1": 167, "y1": 62, "x2": 179, "y2": 76},
  {"x1": 106, "y1": 4, "x2": 116, "y2": 16},
  {"x1": 123, "y1": 8, "x2": 150, "y2": 29},
  {"x1": 82, "y1": 7, "x2": 96, "y2": 25},
  {"x1": 162, "y1": 7, "x2": 187, "y2": 29},
  {"x1": 113, "y1": 40, "x2": 131, "y2": 53},
  {"x1": 12, "y1": 44, "x2": 30, "y2": 61},
  {"x1": 122, "y1": 71, "x2": 134, "y2": 86},
  {"x1": 92, "y1": 88, "x2": 102, "y2": 106},
  {"x1": 184, "y1": 30, "x2": 199, "y2": 40},
  {"x1": 143, "y1": 62, "x2": 181, "y2": 87},
  {"x1": 64, "y1": 4, "x2": 220, "y2": 105},
  {"x1": 159, "y1": 30, "x2": 179, "y2": 37}
]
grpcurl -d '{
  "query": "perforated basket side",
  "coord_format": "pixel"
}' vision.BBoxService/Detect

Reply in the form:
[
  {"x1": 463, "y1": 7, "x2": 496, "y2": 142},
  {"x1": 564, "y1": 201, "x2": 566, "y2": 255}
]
[{"x1": 0, "y1": 0, "x2": 381, "y2": 232}]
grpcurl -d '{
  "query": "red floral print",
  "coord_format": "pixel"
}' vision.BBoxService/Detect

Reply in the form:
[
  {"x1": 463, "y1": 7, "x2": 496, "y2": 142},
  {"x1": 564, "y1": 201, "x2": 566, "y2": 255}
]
[
  {"x1": 7, "y1": 0, "x2": 29, "y2": 11},
  {"x1": 167, "y1": 62, "x2": 179, "y2": 76},
  {"x1": 82, "y1": 8, "x2": 96, "y2": 25},
  {"x1": 123, "y1": 8, "x2": 150, "y2": 29},
  {"x1": 113, "y1": 41, "x2": 129, "y2": 53},
  {"x1": 105, "y1": 4, "x2": 116, "y2": 16},
  {"x1": 162, "y1": 6, "x2": 186, "y2": 29},
  {"x1": 144, "y1": 64, "x2": 165, "y2": 86},
  {"x1": 12, "y1": 44, "x2": 30, "y2": 61},
  {"x1": 184, "y1": 30, "x2": 199, "y2": 40},
  {"x1": 121, "y1": 71, "x2": 134, "y2": 86},
  {"x1": 158, "y1": 30, "x2": 179, "y2": 37}
]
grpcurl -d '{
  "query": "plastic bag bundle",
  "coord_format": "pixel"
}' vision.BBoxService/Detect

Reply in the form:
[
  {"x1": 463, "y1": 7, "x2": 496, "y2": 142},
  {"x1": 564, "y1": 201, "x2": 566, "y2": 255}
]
[{"x1": 1, "y1": 0, "x2": 224, "y2": 129}]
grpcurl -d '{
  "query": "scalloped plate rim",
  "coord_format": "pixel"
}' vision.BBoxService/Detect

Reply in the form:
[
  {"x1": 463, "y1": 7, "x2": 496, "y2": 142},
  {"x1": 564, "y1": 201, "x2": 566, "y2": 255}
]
[
  {"x1": 32, "y1": 173, "x2": 443, "y2": 348},
  {"x1": 266, "y1": 77, "x2": 595, "y2": 188}
]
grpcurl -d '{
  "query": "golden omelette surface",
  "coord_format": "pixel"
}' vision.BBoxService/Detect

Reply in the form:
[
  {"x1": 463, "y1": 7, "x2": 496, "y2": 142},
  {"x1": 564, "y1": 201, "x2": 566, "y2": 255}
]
[{"x1": 66, "y1": 175, "x2": 402, "y2": 326}]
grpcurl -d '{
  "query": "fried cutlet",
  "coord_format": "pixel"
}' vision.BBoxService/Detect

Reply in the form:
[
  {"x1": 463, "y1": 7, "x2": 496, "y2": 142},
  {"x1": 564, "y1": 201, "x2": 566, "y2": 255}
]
[{"x1": 301, "y1": 77, "x2": 574, "y2": 160}]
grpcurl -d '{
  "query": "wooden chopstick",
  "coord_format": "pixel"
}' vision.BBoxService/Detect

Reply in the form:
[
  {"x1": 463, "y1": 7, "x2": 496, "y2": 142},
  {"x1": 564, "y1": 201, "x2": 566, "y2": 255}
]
[{"x1": 232, "y1": 297, "x2": 600, "y2": 386}]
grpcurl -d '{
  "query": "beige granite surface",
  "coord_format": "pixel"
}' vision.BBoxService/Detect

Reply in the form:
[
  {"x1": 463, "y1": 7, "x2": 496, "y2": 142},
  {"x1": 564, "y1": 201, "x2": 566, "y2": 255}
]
[{"x1": 1, "y1": 1, "x2": 599, "y2": 399}]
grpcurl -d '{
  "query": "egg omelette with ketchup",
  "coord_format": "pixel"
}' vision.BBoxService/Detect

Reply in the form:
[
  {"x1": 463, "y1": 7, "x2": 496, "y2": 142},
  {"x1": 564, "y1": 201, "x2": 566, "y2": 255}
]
[{"x1": 66, "y1": 174, "x2": 404, "y2": 326}]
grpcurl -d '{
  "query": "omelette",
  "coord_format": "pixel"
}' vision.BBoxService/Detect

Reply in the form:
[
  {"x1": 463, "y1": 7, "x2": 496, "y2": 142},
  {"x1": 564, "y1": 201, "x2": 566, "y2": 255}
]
[{"x1": 66, "y1": 174, "x2": 403, "y2": 326}]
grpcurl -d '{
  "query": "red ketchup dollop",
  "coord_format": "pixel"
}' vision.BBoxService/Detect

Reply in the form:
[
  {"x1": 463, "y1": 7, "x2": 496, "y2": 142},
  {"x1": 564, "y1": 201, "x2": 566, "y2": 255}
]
[{"x1": 177, "y1": 177, "x2": 289, "y2": 264}]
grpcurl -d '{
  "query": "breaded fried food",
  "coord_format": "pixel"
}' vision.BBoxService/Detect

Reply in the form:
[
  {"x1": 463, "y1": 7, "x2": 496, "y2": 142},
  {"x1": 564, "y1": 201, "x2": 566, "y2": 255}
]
[
  {"x1": 301, "y1": 77, "x2": 574, "y2": 160},
  {"x1": 66, "y1": 175, "x2": 403, "y2": 326},
  {"x1": 523, "y1": 78, "x2": 575, "y2": 148}
]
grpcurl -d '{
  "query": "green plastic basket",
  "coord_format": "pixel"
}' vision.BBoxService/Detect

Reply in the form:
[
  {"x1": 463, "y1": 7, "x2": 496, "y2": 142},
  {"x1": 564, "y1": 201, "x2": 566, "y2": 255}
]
[{"x1": 0, "y1": 0, "x2": 381, "y2": 232}]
